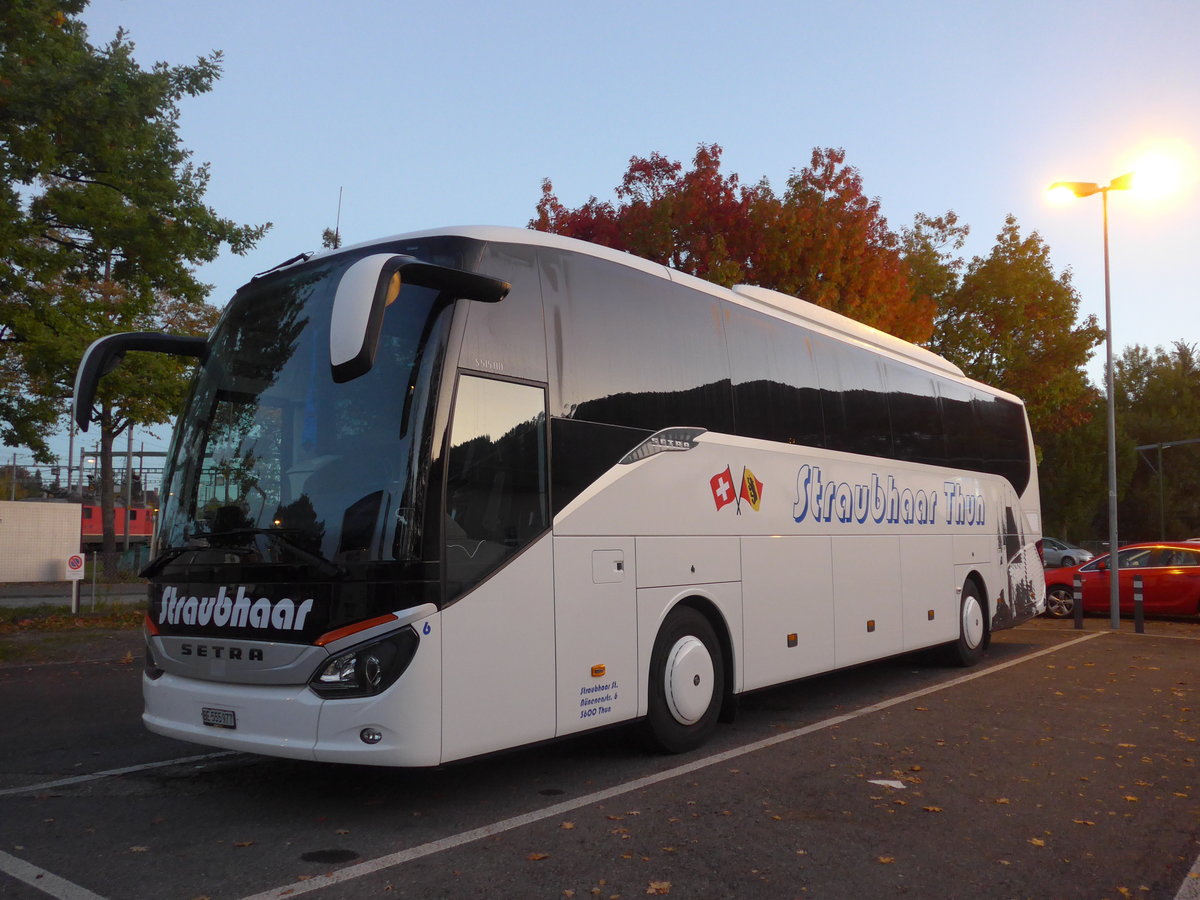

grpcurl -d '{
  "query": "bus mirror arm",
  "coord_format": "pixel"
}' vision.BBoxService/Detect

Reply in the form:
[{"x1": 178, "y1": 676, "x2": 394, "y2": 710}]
[
  {"x1": 331, "y1": 254, "x2": 510, "y2": 384},
  {"x1": 399, "y1": 262, "x2": 511, "y2": 304},
  {"x1": 73, "y1": 332, "x2": 208, "y2": 432}
]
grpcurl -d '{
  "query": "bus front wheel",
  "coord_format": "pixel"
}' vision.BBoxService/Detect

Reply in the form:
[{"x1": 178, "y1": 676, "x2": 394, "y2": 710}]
[
  {"x1": 645, "y1": 606, "x2": 724, "y2": 754},
  {"x1": 948, "y1": 580, "x2": 987, "y2": 667}
]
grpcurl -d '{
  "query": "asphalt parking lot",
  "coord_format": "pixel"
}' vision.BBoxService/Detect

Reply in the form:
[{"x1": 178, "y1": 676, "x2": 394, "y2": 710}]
[{"x1": 0, "y1": 614, "x2": 1197, "y2": 899}]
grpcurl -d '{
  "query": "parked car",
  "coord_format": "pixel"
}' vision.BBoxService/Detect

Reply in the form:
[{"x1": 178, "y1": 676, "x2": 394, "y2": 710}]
[
  {"x1": 1041, "y1": 537, "x2": 1094, "y2": 568},
  {"x1": 1044, "y1": 541, "x2": 1200, "y2": 618}
]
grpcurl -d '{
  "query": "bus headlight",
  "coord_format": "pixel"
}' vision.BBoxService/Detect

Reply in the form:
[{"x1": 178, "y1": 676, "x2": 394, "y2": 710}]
[{"x1": 309, "y1": 627, "x2": 419, "y2": 699}]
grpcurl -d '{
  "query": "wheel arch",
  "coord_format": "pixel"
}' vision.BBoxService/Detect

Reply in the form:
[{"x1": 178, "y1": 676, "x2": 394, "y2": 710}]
[
  {"x1": 640, "y1": 591, "x2": 738, "y2": 721},
  {"x1": 961, "y1": 569, "x2": 992, "y2": 646},
  {"x1": 956, "y1": 568, "x2": 989, "y2": 616},
  {"x1": 674, "y1": 594, "x2": 736, "y2": 704}
]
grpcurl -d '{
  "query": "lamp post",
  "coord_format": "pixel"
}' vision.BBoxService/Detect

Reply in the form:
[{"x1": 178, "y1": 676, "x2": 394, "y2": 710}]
[{"x1": 1049, "y1": 173, "x2": 1133, "y2": 630}]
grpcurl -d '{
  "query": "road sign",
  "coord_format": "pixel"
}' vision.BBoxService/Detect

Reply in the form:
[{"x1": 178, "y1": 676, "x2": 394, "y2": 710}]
[{"x1": 66, "y1": 553, "x2": 86, "y2": 581}]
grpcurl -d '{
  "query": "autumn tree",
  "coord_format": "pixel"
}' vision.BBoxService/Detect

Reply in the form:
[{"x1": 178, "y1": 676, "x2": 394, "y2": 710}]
[
  {"x1": 1, "y1": 0, "x2": 268, "y2": 570},
  {"x1": 752, "y1": 148, "x2": 934, "y2": 342},
  {"x1": 533, "y1": 145, "x2": 934, "y2": 343}
]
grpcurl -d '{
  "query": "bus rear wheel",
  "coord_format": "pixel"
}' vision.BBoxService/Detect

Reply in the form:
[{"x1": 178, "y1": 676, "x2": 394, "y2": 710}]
[
  {"x1": 645, "y1": 606, "x2": 724, "y2": 754},
  {"x1": 947, "y1": 580, "x2": 987, "y2": 667}
]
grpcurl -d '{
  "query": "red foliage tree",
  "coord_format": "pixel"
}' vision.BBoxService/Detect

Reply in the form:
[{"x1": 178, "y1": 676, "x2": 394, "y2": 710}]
[{"x1": 531, "y1": 144, "x2": 933, "y2": 343}]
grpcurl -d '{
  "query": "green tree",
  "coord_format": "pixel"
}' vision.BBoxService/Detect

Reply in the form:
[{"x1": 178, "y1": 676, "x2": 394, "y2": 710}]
[
  {"x1": 1, "y1": 1, "x2": 267, "y2": 448},
  {"x1": 533, "y1": 144, "x2": 934, "y2": 343},
  {"x1": 1116, "y1": 342, "x2": 1200, "y2": 541},
  {"x1": 899, "y1": 210, "x2": 970, "y2": 323},
  {"x1": 1035, "y1": 389, "x2": 1109, "y2": 540},
  {"x1": 1, "y1": 0, "x2": 268, "y2": 570},
  {"x1": 929, "y1": 215, "x2": 1103, "y2": 438},
  {"x1": 924, "y1": 216, "x2": 1107, "y2": 541}
]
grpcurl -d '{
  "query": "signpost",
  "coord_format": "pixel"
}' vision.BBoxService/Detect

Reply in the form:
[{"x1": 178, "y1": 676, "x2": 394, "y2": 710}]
[{"x1": 66, "y1": 553, "x2": 85, "y2": 614}]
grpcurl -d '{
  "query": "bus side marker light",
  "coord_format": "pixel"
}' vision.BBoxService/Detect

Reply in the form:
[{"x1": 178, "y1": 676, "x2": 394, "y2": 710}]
[
  {"x1": 866, "y1": 620, "x2": 876, "y2": 633},
  {"x1": 928, "y1": 610, "x2": 936, "y2": 620},
  {"x1": 591, "y1": 664, "x2": 606, "y2": 677},
  {"x1": 787, "y1": 634, "x2": 798, "y2": 648}
]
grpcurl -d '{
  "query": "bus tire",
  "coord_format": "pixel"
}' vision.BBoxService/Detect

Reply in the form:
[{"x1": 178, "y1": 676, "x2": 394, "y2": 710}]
[
  {"x1": 645, "y1": 606, "x2": 724, "y2": 754},
  {"x1": 948, "y1": 580, "x2": 987, "y2": 667}
]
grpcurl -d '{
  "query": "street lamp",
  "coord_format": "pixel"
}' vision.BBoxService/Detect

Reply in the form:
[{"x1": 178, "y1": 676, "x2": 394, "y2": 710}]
[{"x1": 1048, "y1": 172, "x2": 1134, "y2": 630}]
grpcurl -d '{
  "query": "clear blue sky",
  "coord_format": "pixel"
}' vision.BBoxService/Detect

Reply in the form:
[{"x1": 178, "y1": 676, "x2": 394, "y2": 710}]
[{"x1": 10, "y1": 0, "x2": 1200, "y2": 467}]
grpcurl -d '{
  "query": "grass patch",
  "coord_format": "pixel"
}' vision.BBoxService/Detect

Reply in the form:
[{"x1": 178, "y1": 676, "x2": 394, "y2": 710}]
[
  {"x1": 0, "y1": 603, "x2": 144, "y2": 635},
  {"x1": 0, "y1": 603, "x2": 144, "y2": 665}
]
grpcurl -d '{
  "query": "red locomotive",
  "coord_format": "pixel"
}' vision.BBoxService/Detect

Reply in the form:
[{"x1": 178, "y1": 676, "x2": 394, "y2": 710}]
[{"x1": 80, "y1": 504, "x2": 154, "y2": 549}]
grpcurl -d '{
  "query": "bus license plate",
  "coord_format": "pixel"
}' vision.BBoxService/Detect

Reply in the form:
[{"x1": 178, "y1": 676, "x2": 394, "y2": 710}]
[{"x1": 202, "y1": 707, "x2": 236, "y2": 729}]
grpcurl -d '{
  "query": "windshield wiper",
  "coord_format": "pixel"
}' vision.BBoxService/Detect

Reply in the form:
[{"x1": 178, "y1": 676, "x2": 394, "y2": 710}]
[
  {"x1": 199, "y1": 527, "x2": 347, "y2": 578},
  {"x1": 140, "y1": 544, "x2": 203, "y2": 579}
]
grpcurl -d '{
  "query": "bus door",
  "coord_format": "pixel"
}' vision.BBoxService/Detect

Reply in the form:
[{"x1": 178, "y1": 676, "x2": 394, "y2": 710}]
[
  {"x1": 438, "y1": 374, "x2": 556, "y2": 761},
  {"x1": 553, "y1": 536, "x2": 638, "y2": 737}
]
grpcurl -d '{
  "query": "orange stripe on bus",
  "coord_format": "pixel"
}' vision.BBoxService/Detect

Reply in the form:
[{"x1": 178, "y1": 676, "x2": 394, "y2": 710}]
[{"x1": 314, "y1": 614, "x2": 398, "y2": 647}]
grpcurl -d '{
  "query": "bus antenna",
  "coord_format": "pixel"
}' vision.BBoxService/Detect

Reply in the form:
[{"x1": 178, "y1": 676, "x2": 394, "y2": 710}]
[{"x1": 334, "y1": 186, "x2": 343, "y2": 246}]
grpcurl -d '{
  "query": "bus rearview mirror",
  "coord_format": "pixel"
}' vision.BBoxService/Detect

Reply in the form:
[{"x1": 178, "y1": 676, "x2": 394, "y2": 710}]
[
  {"x1": 330, "y1": 254, "x2": 510, "y2": 384},
  {"x1": 73, "y1": 332, "x2": 208, "y2": 432}
]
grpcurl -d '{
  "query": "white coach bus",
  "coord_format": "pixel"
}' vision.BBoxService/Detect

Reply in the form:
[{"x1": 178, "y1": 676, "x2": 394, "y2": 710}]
[{"x1": 74, "y1": 226, "x2": 1045, "y2": 766}]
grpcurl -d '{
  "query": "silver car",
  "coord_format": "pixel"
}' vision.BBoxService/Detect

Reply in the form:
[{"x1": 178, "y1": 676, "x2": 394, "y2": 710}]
[{"x1": 1042, "y1": 537, "x2": 1094, "y2": 569}]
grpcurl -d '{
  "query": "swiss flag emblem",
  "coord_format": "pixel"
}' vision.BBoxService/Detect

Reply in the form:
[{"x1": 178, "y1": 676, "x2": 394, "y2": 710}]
[{"x1": 710, "y1": 466, "x2": 735, "y2": 511}]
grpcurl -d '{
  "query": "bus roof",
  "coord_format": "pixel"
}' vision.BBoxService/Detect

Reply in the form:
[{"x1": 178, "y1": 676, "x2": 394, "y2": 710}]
[{"x1": 322, "y1": 224, "x2": 967, "y2": 380}]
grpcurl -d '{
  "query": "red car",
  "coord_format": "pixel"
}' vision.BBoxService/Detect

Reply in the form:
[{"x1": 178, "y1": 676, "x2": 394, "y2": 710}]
[{"x1": 1044, "y1": 541, "x2": 1200, "y2": 618}]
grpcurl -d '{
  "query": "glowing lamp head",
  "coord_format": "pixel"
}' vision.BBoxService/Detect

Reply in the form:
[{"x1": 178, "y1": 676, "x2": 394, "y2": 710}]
[{"x1": 1048, "y1": 181, "x2": 1102, "y2": 201}]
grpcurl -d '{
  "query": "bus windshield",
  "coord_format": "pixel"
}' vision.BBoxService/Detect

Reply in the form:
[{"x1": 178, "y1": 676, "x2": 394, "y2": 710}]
[{"x1": 156, "y1": 255, "x2": 449, "y2": 569}]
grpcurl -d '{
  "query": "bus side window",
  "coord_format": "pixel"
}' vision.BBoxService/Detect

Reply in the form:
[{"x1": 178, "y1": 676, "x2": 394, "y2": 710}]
[{"x1": 444, "y1": 375, "x2": 548, "y2": 601}]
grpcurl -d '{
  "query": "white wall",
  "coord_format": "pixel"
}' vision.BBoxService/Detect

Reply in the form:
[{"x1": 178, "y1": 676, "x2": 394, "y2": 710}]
[{"x1": 0, "y1": 501, "x2": 81, "y2": 582}]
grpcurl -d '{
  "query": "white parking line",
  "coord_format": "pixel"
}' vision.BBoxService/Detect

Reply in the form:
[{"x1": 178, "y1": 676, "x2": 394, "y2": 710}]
[
  {"x1": 238, "y1": 632, "x2": 1106, "y2": 900},
  {"x1": 1176, "y1": 855, "x2": 1200, "y2": 900},
  {"x1": 0, "y1": 850, "x2": 105, "y2": 900},
  {"x1": 0, "y1": 751, "x2": 237, "y2": 799}
]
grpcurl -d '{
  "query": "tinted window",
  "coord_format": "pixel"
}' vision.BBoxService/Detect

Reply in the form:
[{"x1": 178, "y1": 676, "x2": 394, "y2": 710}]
[
  {"x1": 815, "y1": 339, "x2": 892, "y2": 458},
  {"x1": 458, "y1": 242, "x2": 547, "y2": 382},
  {"x1": 444, "y1": 376, "x2": 548, "y2": 600},
  {"x1": 939, "y1": 380, "x2": 984, "y2": 472},
  {"x1": 550, "y1": 417, "x2": 647, "y2": 517},
  {"x1": 726, "y1": 306, "x2": 824, "y2": 447},
  {"x1": 974, "y1": 392, "x2": 1031, "y2": 491},
  {"x1": 541, "y1": 249, "x2": 733, "y2": 433},
  {"x1": 1164, "y1": 547, "x2": 1200, "y2": 566},
  {"x1": 885, "y1": 363, "x2": 944, "y2": 465},
  {"x1": 536, "y1": 243, "x2": 1030, "y2": 495},
  {"x1": 1117, "y1": 547, "x2": 1155, "y2": 568}
]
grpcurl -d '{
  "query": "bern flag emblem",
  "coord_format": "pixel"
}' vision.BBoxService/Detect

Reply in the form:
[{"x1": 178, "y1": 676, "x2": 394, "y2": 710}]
[{"x1": 740, "y1": 467, "x2": 764, "y2": 512}]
